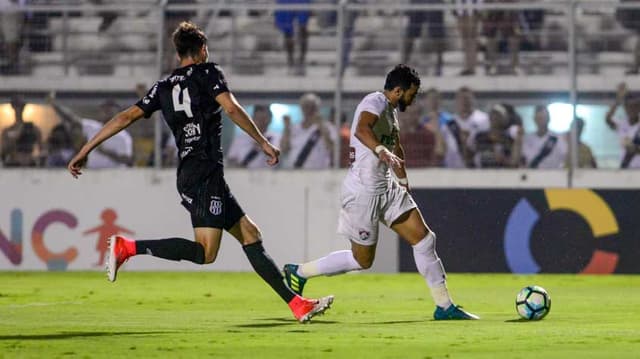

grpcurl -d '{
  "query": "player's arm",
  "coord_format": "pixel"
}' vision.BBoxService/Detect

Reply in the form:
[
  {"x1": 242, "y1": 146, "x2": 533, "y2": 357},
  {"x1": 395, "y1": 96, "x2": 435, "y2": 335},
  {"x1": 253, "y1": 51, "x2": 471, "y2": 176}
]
[
  {"x1": 355, "y1": 111, "x2": 403, "y2": 169},
  {"x1": 392, "y1": 133, "x2": 409, "y2": 189},
  {"x1": 68, "y1": 105, "x2": 145, "y2": 178},
  {"x1": 216, "y1": 91, "x2": 279, "y2": 165}
]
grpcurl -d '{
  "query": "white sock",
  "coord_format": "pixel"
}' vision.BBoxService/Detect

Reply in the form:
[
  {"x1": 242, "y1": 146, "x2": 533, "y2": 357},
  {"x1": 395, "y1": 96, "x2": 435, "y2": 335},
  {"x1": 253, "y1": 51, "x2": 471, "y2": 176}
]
[
  {"x1": 412, "y1": 233, "x2": 453, "y2": 309},
  {"x1": 298, "y1": 250, "x2": 362, "y2": 278}
]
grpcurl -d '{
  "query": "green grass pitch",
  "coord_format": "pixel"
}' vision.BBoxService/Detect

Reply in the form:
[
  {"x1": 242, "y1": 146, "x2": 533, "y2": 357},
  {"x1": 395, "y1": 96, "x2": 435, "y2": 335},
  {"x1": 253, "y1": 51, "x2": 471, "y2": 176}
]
[{"x1": 1, "y1": 272, "x2": 638, "y2": 358}]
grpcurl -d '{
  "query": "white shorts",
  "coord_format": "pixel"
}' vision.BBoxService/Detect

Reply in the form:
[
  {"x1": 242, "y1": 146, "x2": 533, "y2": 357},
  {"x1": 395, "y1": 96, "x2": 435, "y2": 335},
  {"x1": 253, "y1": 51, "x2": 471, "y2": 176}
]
[{"x1": 337, "y1": 181, "x2": 417, "y2": 246}]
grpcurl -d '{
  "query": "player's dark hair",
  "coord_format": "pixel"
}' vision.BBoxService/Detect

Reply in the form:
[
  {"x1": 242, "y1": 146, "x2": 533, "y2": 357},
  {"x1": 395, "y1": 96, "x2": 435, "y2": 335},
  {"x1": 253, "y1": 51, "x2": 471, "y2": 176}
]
[
  {"x1": 172, "y1": 21, "x2": 208, "y2": 59},
  {"x1": 384, "y1": 64, "x2": 421, "y2": 91}
]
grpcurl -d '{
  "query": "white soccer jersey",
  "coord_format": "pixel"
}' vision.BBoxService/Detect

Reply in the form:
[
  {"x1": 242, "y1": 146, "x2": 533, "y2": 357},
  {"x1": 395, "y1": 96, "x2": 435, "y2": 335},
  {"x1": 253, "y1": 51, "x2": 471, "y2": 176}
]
[
  {"x1": 614, "y1": 115, "x2": 640, "y2": 168},
  {"x1": 441, "y1": 109, "x2": 489, "y2": 168},
  {"x1": 522, "y1": 131, "x2": 568, "y2": 168},
  {"x1": 344, "y1": 91, "x2": 398, "y2": 194}
]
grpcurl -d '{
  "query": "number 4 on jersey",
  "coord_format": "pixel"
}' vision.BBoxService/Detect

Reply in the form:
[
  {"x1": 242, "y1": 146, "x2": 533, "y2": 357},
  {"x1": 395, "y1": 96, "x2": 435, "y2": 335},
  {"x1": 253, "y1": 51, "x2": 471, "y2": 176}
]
[{"x1": 172, "y1": 84, "x2": 193, "y2": 118}]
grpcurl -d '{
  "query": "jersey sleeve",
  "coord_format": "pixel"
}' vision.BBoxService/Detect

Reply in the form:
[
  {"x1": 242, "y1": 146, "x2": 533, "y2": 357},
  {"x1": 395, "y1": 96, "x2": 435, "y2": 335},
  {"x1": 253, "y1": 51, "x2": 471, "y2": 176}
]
[
  {"x1": 359, "y1": 93, "x2": 387, "y2": 117},
  {"x1": 206, "y1": 64, "x2": 230, "y2": 98},
  {"x1": 134, "y1": 82, "x2": 161, "y2": 118}
]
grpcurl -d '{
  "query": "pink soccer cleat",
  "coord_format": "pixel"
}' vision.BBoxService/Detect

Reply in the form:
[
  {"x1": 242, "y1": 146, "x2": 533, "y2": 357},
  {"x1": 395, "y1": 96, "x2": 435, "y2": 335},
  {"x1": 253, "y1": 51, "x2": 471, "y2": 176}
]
[
  {"x1": 288, "y1": 295, "x2": 334, "y2": 323},
  {"x1": 106, "y1": 235, "x2": 135, "y2": 282}
]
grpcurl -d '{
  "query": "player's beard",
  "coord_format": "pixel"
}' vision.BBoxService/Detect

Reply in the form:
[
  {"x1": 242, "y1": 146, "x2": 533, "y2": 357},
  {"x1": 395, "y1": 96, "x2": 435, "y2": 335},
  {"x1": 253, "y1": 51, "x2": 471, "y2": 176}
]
[{"x1": 398, "y1": 98, "x2": 408, "y2": 112}]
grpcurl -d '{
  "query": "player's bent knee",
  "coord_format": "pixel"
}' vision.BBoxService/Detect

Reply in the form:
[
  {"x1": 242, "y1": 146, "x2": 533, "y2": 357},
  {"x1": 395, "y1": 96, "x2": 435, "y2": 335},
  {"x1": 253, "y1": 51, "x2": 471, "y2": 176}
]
[{"x1": 239, "y1": 219, "x2": 262, "y2": 245}]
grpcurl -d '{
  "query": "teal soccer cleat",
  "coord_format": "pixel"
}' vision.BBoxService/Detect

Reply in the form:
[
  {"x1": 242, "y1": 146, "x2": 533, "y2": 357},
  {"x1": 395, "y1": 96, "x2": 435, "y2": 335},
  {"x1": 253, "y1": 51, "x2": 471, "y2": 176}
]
[
  {"x1": 434, "y1": 305, "x2": 480, "y2": 320},
  {"x1": 283, "y1": 264, "x2": 307, "y2": 296}
]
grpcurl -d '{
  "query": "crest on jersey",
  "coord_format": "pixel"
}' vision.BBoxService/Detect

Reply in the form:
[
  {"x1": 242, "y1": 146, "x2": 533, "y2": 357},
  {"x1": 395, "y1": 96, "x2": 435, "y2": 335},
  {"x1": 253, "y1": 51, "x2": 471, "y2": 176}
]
[
  {"x1": 210, "y1": 197, "x2": 223, "y2": 216},
  {"x1": 358, "y1": 230, "x2": 370, "y2": 241}
]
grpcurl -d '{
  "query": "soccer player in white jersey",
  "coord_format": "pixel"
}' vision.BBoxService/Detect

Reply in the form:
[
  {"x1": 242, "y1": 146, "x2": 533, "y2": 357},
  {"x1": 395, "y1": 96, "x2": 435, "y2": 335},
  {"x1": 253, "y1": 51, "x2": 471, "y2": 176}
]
[
  {"x1": 283, "y1": 65, "x2": 479, "y2": 320},
  {"x1": 604, "y1": 83, "x2": 640, "y2": 168},
  {"x1": 522, "y1": 105, "x2": 568, "y2": 168}
]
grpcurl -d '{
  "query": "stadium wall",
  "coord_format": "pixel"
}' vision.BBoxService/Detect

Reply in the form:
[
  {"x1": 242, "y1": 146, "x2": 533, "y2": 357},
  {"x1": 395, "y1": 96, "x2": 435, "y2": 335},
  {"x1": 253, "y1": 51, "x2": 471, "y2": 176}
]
[{"x1": 1, "y1": 169, "x2": 639, "y2": 273}]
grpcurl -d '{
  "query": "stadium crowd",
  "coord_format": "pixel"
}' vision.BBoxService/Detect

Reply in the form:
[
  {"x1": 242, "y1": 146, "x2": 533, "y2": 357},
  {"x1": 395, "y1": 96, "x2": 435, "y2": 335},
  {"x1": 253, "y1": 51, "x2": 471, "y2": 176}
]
[
  {"x1": 3, "y1": 81, "x2": 640, "y2": 170},
  {"x1": 2, "y1": 1, "x2": 640, "y2": 169}
]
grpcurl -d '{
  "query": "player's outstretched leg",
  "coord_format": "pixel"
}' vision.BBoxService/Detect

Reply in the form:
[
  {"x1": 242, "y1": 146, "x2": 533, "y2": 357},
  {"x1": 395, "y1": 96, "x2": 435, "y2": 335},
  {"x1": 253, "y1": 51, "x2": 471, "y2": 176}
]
[
  {"x1": 283, "y1": 250, "x2": 363, "y2": 295},
  {"x1": 411, "y1": 232, "x2": 479, "y2": 320},
  {"x1": 106, "y1": 235, "x2": 206, "y2": 282}
]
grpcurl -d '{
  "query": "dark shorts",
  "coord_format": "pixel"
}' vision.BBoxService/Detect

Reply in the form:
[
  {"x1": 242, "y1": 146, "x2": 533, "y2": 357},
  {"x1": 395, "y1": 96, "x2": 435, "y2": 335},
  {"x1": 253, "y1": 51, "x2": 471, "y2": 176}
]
[
  {"x1": 274, "y1": 0, "x2": 311, "y2": 36},
  {"x1": 178, "y1": 170, "x2": 245, "y2": 230}
]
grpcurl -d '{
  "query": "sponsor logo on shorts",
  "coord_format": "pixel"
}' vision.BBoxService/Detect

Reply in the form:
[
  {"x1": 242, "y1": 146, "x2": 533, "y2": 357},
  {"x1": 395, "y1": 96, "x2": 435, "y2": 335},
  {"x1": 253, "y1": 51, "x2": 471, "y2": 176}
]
[
  {"x1": 210, "y1": 197, "x2": 223, "y2": 216},
  {"x1": 359, "y1": 230, "x2": 370, "y2": 242}
]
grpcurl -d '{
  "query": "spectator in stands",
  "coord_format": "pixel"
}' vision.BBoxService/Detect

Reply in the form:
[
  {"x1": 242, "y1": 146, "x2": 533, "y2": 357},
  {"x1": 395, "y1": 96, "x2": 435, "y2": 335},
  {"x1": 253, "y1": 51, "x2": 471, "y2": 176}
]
[
  {"x1": 49, "y1": 95, "x2": 133, "y2": 168},
  {"x1": 470, "y1": 103, "x2": 522, "y2": 168},
  {"x1": 1, "y1": 96, "x2": 43, "y2": 167},
  {"x1": 0, "y1": 0, "x2": 26, "y2": 74},
  {"x1": 402, "y1": 0, "x2": 446, "y2": 77},
  {"x1": 420, "y1": 87, "x2": 453, "y2": 128},
  {"x1": 316, "y1": 0, "x2": 359, "y2": 76},
  {"x1": 520, "y1": 6, "x2": 545, "y2": 51},
  {"x1": 398, "y1": 98, "x2": 436, "y2": 167},
  {"x1": 274, "y1": 0, "x2": 310, "y2": 76},
  {"x1": 604, "y1": 82, "x2": 640, "y2": 168},
  {"x1": 45, "y1": 123, "x2": 77, "y2": 167},
  {"x1": 482, "y1": 0, "x2": 521, "y2": 75},
  {"x1": 419, "y1": 88, "x2": 452, "y2": 166},
  {"x1": 615, "y1": 0, "x2": 640, "y2": 74},
  {"x1": 280, "y1": 93, "x2": 337, "y2": 169},
  {"x1": 453, "y1": 0, "x2": 481, "y2": 76},
  {"x1": 521, "y1": 105, "x2": 567, "y2": 168},
  {"x1": 89, "y1": 0, "x2": 118, "y2": 33},
  {"x1": 227, "y1": 105, "x2": 280, "y2": 169},
  {"x1": 440, "y1": 87, "x2": 489, "y2": 167},
  {"x1": 567, "y1": 117, "x2": 597, "y2": 169},
  {"x1": 329, "y1": 106, "x2": 351, "y2": 168}
]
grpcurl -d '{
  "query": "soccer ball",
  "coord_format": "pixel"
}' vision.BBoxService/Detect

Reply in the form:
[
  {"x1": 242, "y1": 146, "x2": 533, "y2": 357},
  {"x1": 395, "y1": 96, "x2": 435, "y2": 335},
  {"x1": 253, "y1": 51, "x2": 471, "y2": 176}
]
[{"x1": 515, "y1": 285, "x2": 551, "y2": 320}]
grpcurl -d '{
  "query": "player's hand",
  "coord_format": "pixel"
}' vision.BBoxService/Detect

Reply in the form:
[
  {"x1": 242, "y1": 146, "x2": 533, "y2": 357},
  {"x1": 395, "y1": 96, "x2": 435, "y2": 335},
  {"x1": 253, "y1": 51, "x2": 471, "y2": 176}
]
[
  {"x1": 378, "y1": 148, "x2": 404, "y2": 169},
  {"x1": 262, "y1": 141, "x2": 280, "y2": 166},
  {"x1": 68, "y1": 152, "x2": 88, "y2": 178}
]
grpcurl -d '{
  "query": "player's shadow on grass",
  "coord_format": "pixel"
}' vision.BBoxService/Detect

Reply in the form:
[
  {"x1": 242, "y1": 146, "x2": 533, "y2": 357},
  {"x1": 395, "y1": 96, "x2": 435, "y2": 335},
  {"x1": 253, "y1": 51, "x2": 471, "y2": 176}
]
[
  {"x1": 0, "y1": 331, "x2": 175, "y2": 341},
  {"x1": 504, "y1": 319, "x2": 539, "y2": 323},
  {"x1": 234, "y1": 318, "x2": 339, "y2": 328},
  {"x1": 362, "y1": 320, "x2": 427, "y2": 325}
]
